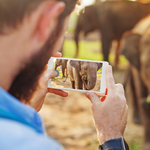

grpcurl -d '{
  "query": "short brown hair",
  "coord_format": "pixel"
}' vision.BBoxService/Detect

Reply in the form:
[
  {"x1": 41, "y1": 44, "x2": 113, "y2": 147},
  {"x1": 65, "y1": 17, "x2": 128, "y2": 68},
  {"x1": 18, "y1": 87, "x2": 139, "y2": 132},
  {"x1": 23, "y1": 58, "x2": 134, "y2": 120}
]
[
  {"x1": 0, "y1": 0, "x2": 78, "y2": 34},
  {"x1": 6, "y1": 0, "x2": 78, "y2": 102}
]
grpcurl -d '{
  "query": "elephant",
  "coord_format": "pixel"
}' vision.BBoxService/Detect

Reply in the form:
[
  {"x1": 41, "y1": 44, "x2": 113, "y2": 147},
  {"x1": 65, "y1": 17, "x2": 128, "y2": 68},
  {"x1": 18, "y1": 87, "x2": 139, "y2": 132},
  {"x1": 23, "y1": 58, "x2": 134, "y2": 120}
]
[
  {"x1": 74, "y1": 1, "x2": 150, "y2": 66},
  {"x1": 55, "y1": 59, "x2": 68, "y2": 77},
  {"x1": 67, "y1": 60, "x2": 102, "y2": 90},
  {"x1": 74, "y1": 5, "x2": 99, "y2": 58},
  {"x1": 121, "y1": 33, "x2": 150, "y2": 150}
]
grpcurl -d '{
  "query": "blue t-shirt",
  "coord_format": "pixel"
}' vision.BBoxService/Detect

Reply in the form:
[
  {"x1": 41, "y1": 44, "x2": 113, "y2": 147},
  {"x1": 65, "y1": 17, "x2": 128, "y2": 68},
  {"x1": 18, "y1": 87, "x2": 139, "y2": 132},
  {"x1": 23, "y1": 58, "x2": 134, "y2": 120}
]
[{"x1": 0, "y1": 87, "x2": 64, "y2": 150}]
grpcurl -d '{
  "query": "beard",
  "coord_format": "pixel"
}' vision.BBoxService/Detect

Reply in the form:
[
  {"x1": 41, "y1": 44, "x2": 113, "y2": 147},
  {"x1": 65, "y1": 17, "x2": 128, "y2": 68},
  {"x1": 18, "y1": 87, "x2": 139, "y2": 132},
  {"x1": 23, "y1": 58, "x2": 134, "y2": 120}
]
[{"x1": 8, "y1": 27, "x2": 60, "y2": 103}]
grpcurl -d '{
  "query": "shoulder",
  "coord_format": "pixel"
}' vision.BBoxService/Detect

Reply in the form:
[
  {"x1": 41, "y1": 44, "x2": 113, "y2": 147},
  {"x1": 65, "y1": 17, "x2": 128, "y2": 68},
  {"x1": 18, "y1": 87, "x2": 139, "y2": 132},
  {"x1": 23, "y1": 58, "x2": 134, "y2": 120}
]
[{"x1": 0, "y1": 118, "x2": 64, "y2": 150}]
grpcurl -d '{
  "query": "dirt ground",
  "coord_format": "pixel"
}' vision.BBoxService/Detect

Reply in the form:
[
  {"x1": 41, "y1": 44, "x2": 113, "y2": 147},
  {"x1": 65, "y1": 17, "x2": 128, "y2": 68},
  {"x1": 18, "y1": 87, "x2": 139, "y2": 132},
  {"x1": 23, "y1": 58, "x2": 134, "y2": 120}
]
[{"x1": 39, "y1": 69, "x2": 144, "y2": 150}]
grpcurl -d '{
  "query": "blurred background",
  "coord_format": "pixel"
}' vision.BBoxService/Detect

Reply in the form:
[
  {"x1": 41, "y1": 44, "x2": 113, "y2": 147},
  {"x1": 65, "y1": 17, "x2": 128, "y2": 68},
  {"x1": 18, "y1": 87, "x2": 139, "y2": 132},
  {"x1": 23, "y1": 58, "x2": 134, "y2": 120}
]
[{"x1": 39, "y1": 0, "x2": 150, "y2": 150}]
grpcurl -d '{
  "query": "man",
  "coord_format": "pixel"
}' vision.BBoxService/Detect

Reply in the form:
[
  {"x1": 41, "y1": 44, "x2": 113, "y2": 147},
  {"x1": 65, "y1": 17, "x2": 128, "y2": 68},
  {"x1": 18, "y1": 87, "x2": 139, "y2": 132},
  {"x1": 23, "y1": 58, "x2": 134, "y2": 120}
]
[{"x1": 0, "y1": 0, "x2": 128, "y2": 150}]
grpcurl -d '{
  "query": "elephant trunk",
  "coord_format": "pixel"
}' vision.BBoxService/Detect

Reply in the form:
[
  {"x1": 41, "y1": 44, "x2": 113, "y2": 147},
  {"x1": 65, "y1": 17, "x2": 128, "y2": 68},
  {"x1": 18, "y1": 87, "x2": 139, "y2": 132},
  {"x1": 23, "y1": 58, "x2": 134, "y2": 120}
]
[
  {"x1": 83, "y1": 74, "x2": 97, "y2": 90},
  {"x1": 55, "y1": 65, "x2": 57, "y2": 70}
]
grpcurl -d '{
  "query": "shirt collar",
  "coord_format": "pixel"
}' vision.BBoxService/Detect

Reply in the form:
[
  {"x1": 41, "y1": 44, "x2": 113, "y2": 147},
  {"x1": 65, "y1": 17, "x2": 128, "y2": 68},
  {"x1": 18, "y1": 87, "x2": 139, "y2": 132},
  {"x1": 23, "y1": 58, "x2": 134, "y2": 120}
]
[{"x1": 0, "y1": 87, "x2": 44, "y2": 133}]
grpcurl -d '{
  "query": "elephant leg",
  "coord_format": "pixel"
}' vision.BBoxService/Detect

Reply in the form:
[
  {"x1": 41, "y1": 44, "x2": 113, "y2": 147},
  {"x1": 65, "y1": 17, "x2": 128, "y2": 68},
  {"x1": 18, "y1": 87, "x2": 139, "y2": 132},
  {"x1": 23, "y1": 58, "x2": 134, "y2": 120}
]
[
  {"x1": 101, "y1": 36, "x2": 112, "y2": 62},
  {"x1": 70, "y1": 79, "x2": 75, "y2": 89},
  {"x1": 55, "y1": 65, "x2": 58, "y2": 70},
  {"x1": 130, "y1": 71, "x2": 141, "y2": 124},
  {"x1": 62, "y1": 66, "x2": 65, "y2": 77},
  {"x1": 131, "y1": 66, "x2": 150, "y2": 148},
  {"x1": 115, "y1": 40, "x2": 120, "y2": 67},
  {"x1": 59, "y1": 39, "x2": 64, "y2": 56},
  {"x1": 138, "y1": 81, "x2": 149, "y2": 149},
  {"x1": 74, "y1": 40, "x2": 79, "y2": 58},
  {"x1": 73, "y1": 69, "x2": 83, "y2": 89},
  {"x1": 76, "y1": 79, "x2": 83, "y2": 89},
  {"x1": 141, "y1": 101, "x2": 150, "y2": 150},
  {"x1": 76, "y1": 76, "x2": 83, "y2": 89},
  {"x1": 74, "y1": 25, "x2": 80, "y2": 58},
  {"x1": 55, "y1": 66, "x2": 57, "y2": 70},
  {"x1": 66, "y1": 68, "x2": 67, "y2": 77},
  {"x1": 123, "y1": 67, "x2": 131, "y2": 91},
  {"x1": 62, "y1": 65, "x2": 65, "y2": 77}
]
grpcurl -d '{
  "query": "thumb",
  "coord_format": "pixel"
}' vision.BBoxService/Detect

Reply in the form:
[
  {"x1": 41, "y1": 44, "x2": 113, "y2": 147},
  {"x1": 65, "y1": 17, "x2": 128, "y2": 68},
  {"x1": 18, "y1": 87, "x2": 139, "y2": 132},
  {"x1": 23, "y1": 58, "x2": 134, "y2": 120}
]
[
  {"x1": 86, "y1": 92, "x2": 102, "y2": 105},
  {"x1": 40, "y1": 69, "x2": 57, "y2": 85}
]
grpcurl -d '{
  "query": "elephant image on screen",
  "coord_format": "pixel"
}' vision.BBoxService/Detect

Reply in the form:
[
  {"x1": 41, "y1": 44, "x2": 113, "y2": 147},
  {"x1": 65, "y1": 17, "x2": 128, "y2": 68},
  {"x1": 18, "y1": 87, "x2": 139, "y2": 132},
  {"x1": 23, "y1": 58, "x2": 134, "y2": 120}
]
[{"x1": 50, "y1": 58, "x2": 103, "y2": 92}]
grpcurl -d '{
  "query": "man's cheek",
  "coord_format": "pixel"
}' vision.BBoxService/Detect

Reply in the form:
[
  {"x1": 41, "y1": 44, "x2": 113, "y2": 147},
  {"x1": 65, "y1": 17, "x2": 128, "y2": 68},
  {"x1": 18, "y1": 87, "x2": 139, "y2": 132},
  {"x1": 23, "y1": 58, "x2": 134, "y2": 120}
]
[{"x1": 52, "y1": 36, "x2": 64, "y2": 55}]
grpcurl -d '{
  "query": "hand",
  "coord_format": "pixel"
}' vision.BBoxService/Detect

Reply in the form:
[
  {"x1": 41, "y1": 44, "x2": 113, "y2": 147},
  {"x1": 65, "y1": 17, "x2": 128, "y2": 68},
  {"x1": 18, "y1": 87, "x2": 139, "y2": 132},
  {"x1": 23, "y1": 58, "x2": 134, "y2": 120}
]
[
  {"x1": 30, "y1": 52, "x2": 68, "y2": 112},
  {"x1": 85, "y1": 65, "x2": 128, "y2": 145}
]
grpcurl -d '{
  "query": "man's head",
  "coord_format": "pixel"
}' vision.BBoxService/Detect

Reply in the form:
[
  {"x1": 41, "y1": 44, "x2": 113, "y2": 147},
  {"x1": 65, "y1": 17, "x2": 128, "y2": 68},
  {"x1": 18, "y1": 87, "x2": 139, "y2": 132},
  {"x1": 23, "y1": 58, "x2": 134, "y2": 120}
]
[{"x1": 0, "y1": 0, "x2": 78, "y2": 102}]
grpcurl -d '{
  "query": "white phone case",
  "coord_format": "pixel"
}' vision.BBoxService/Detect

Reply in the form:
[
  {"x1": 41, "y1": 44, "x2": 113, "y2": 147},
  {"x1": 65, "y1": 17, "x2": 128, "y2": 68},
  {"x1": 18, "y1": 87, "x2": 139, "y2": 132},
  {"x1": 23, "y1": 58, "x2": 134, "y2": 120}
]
[{"x1": 48, "y1": 57, "x2": 109, "y2": 94}]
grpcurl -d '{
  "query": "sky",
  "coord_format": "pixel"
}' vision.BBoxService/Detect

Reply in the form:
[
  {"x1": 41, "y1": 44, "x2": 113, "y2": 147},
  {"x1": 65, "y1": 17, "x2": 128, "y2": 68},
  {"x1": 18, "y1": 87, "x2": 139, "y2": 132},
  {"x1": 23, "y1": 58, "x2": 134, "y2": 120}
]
[
  {"x1": 80, "y1": 0, "x2": 136, "y2": 7},
  {"x1": 81, "y1": 0, "x2": 95, "y2": 7}
]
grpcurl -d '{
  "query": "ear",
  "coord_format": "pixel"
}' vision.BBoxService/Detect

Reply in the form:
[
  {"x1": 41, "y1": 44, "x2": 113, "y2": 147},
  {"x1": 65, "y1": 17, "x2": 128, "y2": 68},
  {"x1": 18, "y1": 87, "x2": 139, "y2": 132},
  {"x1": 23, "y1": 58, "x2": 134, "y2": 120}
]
[
  {"x1": 121, "y1": 34, "x2": 141, "y2": 70},
  {"x1": 70, "y1": 60, "x2": 80, "y2": 72},
  {"x1": 97, "y1": 63, "x2": 102, "y2": 71},
  {"x1": 29, "y1": 1, "x2": 65, "y2": 47}
]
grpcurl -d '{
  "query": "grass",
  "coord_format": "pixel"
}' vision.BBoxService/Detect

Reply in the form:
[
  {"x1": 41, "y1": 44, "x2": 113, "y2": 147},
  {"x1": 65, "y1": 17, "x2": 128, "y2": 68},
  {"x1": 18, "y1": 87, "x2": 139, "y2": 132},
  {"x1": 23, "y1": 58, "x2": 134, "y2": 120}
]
[
  {"x1": 63, "y1": 40, "x2": 102, "y2": 60},
  {"x1": 63, "y1": 39, "x2": 129, "y2": 67},
  {"x1": 51, "y1": 78, "x2": 57, "y2": 81},
  {"x1": 127, "y1": 137, "x2": 142, "y2": 150},
  {"x1": 128, "y1": 141, "x2": 142, "y2": 150},
  {"x1": 87, "y1": 138, "x2": 142, "y2": 150}
]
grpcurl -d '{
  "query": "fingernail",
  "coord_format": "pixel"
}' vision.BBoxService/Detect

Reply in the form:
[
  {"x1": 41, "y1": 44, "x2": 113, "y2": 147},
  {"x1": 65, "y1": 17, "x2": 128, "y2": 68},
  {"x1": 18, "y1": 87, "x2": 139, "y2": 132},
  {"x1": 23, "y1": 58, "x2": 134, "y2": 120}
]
[
  {"x1": 86, "y1": 92, "x2": 90, "y2": 98},
  {"x1": 58, "y1": 2, "x2": 65, "y2": 13},
  {"x1": 64, "y1": 92, "x2": 68, "y2": 97},
  {"x1": 55, "y1": 70, "x2": 59, "y2": 77},
  {"x1": 109, "y1": 65, "x2": 112, "y2": 72},
  {"x1": 105, "y1": 88, "x2": 108, "y2": 95},
  {"x1": 57, "y1": 52, "x2": 62, "y2": 55}
]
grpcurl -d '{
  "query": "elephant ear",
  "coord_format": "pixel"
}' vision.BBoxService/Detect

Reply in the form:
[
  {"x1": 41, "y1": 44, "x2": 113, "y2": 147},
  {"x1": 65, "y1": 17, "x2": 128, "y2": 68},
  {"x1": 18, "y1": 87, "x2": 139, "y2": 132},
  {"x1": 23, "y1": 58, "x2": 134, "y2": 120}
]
[
  {"x1": 121, "y1": 34, "x2": 141, "y2": 70},
  {"x1": 97, "y1": 63, "x2": 102, "y2": 71},
  {"x1": 70, "y1": 60, "x2": 80, "y2": 72}
]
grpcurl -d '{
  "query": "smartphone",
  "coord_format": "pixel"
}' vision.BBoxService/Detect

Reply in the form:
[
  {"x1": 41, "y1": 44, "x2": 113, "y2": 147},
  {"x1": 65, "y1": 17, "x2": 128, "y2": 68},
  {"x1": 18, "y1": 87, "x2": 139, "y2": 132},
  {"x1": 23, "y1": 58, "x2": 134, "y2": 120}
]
[{"x1": 48, "y1": 57, "x2": 109, "y2": 94}]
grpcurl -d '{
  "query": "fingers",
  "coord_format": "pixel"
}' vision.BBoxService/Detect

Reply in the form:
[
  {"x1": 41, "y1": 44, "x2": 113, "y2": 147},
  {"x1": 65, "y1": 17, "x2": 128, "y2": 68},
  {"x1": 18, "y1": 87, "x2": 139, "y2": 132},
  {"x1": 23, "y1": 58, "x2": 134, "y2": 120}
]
[
  {"x1": 85, "y1": 92, "x2": 102, "y2": 105},
  {"x1": 45, "y1": 69, "x2": 57, "y2": 79},
  {"x1": 115, "y1": 84, "x2": 126, "y2": 104},
  {"x1": 115, "y1": 84, "x2": 125, "y2": 96},
  {"x1": 47, "y1": 69, "x2": 57, "y2": 79},
  {"x1": 106, "y1": 65, "x2": 116, "y2": 96},
  {"x1": 40, "y1": 69, "x2": 57, "y2": 86},
  {"x1": 47, "y1": 88, "x2": 68, "y2": 97},
  {"x1": 53, "y1": 52, "x2": 62, "y2": 57},
  {"x1": 96, "y1": 93, "x2": 105, "y2": 97}
]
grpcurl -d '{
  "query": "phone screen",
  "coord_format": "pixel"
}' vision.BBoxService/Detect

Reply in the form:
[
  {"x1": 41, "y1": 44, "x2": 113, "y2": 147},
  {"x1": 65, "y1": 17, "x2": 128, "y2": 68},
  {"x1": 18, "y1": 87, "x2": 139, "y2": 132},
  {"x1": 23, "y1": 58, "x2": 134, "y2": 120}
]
[{"x1": 48, "y1": 57, "x2": 108, "y2": 93}]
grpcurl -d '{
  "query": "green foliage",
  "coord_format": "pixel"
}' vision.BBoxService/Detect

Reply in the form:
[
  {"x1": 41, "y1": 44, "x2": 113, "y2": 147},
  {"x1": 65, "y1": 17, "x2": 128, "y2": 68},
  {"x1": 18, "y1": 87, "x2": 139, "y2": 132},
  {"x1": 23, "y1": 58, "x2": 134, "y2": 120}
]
[
  {"x1": 97, "y1": 74, "x2": 101, "y2": 77},
  {"x1": 98, "y1": 68, "x2": 102, "y2": 72},
  {"x1": 59, "y1": 73, "x2": 63, "y2": 77},
  {"x1": 128, "y1": 138, "x2": 142, "y2": 150},
  {"x1": 51, "y1": 78, "x2": 57, "y2": 81}
]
